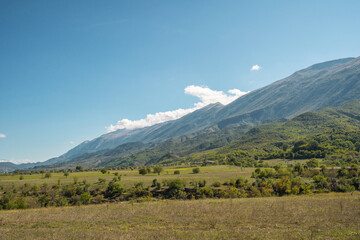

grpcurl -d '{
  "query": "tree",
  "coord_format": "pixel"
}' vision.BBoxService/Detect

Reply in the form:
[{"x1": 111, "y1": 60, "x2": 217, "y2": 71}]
[
  {"x1": 64, "y1": 172, "x2": 69, "y2": 178},
  {"x1": 105, "y1": 181, "x2": 124, "y2": 199},
  {"x1": 139, "y1": 168, "x2": 147, "y2": 175},
  {"x1": 293, "y1": 140, "x2": 307, "y2": 152},
  {"x1": 153, "y1": 165, "x2": 163, "y2": 175},
  {"x1": 80, "y1": 192, "x2": 91, "y2": 204},
  {"x1": 293, "y1": 163, "x2": 304, "y2": 174},
  {"x1": 282, "y1": 143, "x2": 289, "y2": 152},
  {"x1": 75, "y1": 166, "x2": 83, "y2": 172},
  {"x1": 273, "y1": 176, "x2": 292, "y2": 196},
  {"x1": 151, "y1": 179, "x2": 158, "y2": 187},
  {"x1": 355, "y1": 142, "x2": 360, "y2": 152},
  {"x1": 307, "y1": 140, "x2": 319, "y2": 151},
  {"x1": 306, "y1": 158, "x2": 319, "y2": 168},
  {"x1": 192, "y1": 167, "x2": 200, "y2": 174},
  {"x1": 100, "y1": 168, "x2": 107, "y2": 174},
  {"x1": 44, "y1": 173, "x2": 51, "y2": 178},
  {"x1": 98, "y1": 178, "x2": 106, "y2": 184},
  {"x1": 166, "y1": 179, "x2": 186, "y2": 199},
  {"x1": 174, "y1": 170, "x2": 180, "y2": 175}
]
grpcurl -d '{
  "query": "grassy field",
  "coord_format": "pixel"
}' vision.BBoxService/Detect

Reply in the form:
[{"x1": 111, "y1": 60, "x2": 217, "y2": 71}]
[
  {"x1": 0, "y1": 193, "x2": 359, "y2": 239},
  {"x1": 0, "y1": 165, "x2": 255, "y2": 189}
]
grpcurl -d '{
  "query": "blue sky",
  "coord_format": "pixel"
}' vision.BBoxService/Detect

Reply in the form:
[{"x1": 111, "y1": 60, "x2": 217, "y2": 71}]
[{"x1": 1, "y1": 0, "x2": 360, "y2": 163}]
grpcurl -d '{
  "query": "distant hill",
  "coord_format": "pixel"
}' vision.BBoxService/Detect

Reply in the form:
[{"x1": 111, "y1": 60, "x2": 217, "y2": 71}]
[
  {"x1": 185, "y1": 99, "x2": 360, "y2": 165},
  {"x1": 0, "y1": 162, "x2": 18, "y2": 173}
]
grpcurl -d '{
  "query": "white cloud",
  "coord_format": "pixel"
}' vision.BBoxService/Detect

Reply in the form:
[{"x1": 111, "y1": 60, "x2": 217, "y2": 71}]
[
  {"x1": 251, "y1": 65, "x2": 261, "y2": 71},
  {"x1": 69, "y1": 141, "x2": 75, "y2": 145},
  {"x1": 0, "y1": 133, "x2": 6, "y2": 138},
  {"x1": 106, "y1": 85, "x2": 249, "y2": 132},
  {"x1": 2, "y1": 158, "x2": 34, "y2": 164}
]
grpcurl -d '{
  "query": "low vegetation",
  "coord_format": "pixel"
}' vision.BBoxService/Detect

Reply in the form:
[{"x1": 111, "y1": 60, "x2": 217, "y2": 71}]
[{"x1": 1, "y1": 161, "x2": 360, "y2": 210}]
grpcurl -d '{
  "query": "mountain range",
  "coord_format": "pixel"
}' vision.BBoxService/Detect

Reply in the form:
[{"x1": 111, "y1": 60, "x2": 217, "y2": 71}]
[{"x1": 1, "y1": 56, "x2": 360, "y2": 172}]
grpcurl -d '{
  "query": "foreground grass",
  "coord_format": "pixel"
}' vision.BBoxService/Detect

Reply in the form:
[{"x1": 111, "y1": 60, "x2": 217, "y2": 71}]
[{"x1": 1, "y1": 193, "x2": 359, "y2": 239}]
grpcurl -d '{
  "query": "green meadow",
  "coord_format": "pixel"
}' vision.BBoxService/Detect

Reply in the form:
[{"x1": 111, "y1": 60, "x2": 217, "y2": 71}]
[{"x1": 0, "y1": 165, "x2": 255, "y2": 189}]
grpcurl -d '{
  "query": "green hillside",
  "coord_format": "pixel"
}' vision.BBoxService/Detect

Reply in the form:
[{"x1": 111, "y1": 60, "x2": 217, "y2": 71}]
[
  {"x1": 64, "y1": 99, "x2": 360, "y2": 169},
  {"x1": 185, "y1": 100, "x2": 360, "y2": 166},
  {"x1": 106, "y1": 99, "x2": 360, "y2": 167}
]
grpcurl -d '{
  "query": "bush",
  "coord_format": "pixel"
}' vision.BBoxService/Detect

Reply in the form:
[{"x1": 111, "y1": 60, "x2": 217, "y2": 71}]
[
  {"x1": 306, "y1": 158, "x2": 319, "y2": 168},
  {"x1": 198, "y1": 187, "x2": 214, "y2": 198},
  {"x1": 98, "y1": 178, "x2": 106, "y2": 184},
  {"x1": 55, "y1": 196, "x2": 68, "y2": 207},
  {"x1": 105, "y1": 181, "x2": 124, "y2": 199},
  {"x1": 166, "y1": 179, "x2": 186, "y2": 199},
  {"x1": 139, "y1": 168, "x2": 148, "y2": 175},
  {"x1": 212, "y1": 181, "x2": 221, "y2": 187},
  {"x1": 273, "y1": 176, "x2": 292, "y2": 196},
  {"x1": 80, "y1": 192, "x2": 91, "y2": 204},
  {"x1": 174, "y1": 170, "x2": 180, "y2": 175},
  {"x1": 151, "y1": 179, "x2": 158, "y2": 187},
  {"x1": 153, "y1": 165, "x2": 163, "y2": 175},
  {"x1": 75, "y1": 166, "x2": 83, "y2": 172},
  {"x1": 192, "y1": 168, "x2": 200, "y2": 174}
]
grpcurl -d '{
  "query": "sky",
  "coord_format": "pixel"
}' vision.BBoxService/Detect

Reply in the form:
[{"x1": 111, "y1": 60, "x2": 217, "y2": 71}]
[{"x1": 1, "y1": 0, "x2": 360, "y2": 164}]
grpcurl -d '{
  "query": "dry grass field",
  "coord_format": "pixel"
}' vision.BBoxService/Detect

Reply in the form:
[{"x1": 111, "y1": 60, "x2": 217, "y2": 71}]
[{"x1": 0, "y1": 193, "x2": 359, "y2": 239}]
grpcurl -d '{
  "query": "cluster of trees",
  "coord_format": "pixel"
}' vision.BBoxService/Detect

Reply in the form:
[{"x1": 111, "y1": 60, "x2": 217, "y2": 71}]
[
  {"x1": 217, "y1": 138, "x2": 360, "y2": 168},
  {"x1": 138, "y1": 165, "x2": 163, "y2": 175}
]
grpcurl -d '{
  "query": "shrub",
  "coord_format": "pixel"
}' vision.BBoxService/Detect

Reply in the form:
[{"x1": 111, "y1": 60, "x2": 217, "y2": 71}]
[
  {"x1": 80, "y1": 192, "x2": 91, "y2": 204},
  {"x1": 98, "y1": 178, "x2": 106, "y2": 184},
  {"x1": 55, "y1": 196, "x2": 68, "y2": 207},
  {"x1": 248, "y1": 186, "x2": 262, "y2": 198},
  {"x1": 174, "y1": 170, "x2": 180, "y2": 175},
  {"x1": 139, "y1": 168, "x2": 148, "y2": 175},
  {"x1": 75, "y1": 166, "x2": 83, "y2": 172},
  {"x1": 306, "y1": 158, "x2": 319, "y2": 168},
  {"x1": 192, "y1": 168, "x2": 200, "y2": 174},
  {"x1": 198, "y1": 187, "x2": 214, "y2": 198},
  {"x1": 273, "y1": 176, "x2": 292, "y2": 196},
  {"x1": 166, "y1": 179, "x2": 186, "y2": 199},
  {"x1": 153, "y1": 165, "x2": 163, "y2": 175},
  {"x1": 105, "y1": 181, "x2": 124, "y2": 199},
  {"x1": 212, "y1": 181, "x2": 221, "y2": 187},
  {"x1": 151, "y1": 179, "x2": 158, "y2": 187}
]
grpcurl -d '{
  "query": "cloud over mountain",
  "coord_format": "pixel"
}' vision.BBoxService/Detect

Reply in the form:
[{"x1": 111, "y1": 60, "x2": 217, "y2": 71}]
[
  {"x1": 251, "y1": 65, "x2": 261, "y2": 71},
  {"x1": 106, "y1": 85, "x2": 248, "y2": 132}
]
